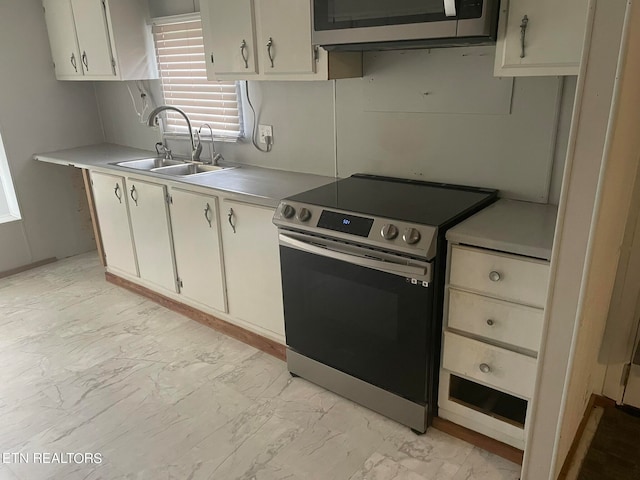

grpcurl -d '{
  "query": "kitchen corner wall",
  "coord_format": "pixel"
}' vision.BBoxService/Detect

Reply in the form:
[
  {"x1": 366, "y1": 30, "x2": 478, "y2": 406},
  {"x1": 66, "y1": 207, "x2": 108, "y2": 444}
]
[{"x1": 0, "y1": 0, "x2": 104, "y2": 272}]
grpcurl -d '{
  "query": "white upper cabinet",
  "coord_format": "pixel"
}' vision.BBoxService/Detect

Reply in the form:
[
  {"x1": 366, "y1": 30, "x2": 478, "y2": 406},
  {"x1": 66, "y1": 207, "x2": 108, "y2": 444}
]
[
  {"x1": 201, "y1": 0, "x2": 362, "y2": 81},
  {"x1": 201, "y1": 0, "x2": 258, "y2": 77},
  {"x1": 43, "y1": 0, "x2": 83, "y2": 78},
  {"x1": 255, "y1": 0, "x2": 315, "y2": 76},
  {"x1": 43, "y1": 0, "x2": 158, "y2": 81},
  {"x1": 494, "y1": 0, "x2": 591, "y2": 76},
  {"x1": 70, "y1": 0, "x2": 116, "y2": 77}
]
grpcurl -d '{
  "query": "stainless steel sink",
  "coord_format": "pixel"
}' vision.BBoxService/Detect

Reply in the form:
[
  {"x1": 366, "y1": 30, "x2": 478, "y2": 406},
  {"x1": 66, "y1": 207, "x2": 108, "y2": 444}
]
[
  {"x1": 114, "y1": 157, "x2": 184, "y2": 170},
  {"x1": 152, "y1": 163, "x2": 230, "y2": 176}
]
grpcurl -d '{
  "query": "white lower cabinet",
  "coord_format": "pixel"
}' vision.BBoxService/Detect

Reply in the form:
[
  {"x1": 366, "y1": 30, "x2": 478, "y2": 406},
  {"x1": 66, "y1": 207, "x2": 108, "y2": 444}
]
[
  {"x1": 126, "y1": 178, "x2": 177, "y2": 293},
  {"x1": 440, "y1": 239, "x2": 548, "y2": 450},
  {"x1": 90, "y1": 168, "x2": 286, "y2": 342},
  {"x1": 90, "y1": 171, "x2": 137, "y2": 277},
  {"x1": 220, "y1": 199, "x2": 285, "y2": 337},
  {"x1": 169, "y1": 188, "x2": 227, "y2": 313}
]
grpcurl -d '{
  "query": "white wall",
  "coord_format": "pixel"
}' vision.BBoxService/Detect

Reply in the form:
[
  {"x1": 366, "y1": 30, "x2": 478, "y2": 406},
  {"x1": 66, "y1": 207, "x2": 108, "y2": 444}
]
[
  {"x1": 521, "y1": 0, "x2": 630, "y2": 477},
  {"x1": 0, "y1": 0, "x2": 104, "y2": 272},
  {"x1": 95, "y1": 48, "x2": 575, "y2": 203},
  {"x1": 555, "y1": 0, "x2": 640, "y2": 472}
]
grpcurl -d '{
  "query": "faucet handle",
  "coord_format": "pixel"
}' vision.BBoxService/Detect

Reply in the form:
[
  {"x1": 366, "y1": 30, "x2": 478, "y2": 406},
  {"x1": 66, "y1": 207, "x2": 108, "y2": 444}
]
[{"x1": 192, "y1": 129, "x2": 203, "y2": 162}]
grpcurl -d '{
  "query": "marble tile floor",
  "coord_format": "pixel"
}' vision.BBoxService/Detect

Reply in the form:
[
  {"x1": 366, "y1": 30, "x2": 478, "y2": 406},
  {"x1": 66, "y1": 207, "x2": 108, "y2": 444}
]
[{"x1": 0, "y1": 252, "x2": 522, "y2": 480}]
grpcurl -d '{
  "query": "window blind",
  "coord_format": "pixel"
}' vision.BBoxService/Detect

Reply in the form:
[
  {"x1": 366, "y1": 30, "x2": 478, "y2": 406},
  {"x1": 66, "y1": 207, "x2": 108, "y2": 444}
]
[{"x1": 152, "y1": 19, "x2": 242, "y2": 138}]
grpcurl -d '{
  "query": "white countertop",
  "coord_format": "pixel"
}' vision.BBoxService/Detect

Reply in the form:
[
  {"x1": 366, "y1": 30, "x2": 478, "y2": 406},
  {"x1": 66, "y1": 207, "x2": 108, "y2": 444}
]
[
  {"x1": 446, "y1": 199, "x2": 558, "y2": 261},
  {"x1": 34, "y1": 143, "x2": 336, "y2": 208}
]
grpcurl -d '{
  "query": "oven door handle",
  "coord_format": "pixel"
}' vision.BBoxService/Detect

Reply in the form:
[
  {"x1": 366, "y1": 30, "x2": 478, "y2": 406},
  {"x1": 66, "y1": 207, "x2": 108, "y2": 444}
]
[{"x1": 279, "y1": 233, "x2": 432, "y2": 282}]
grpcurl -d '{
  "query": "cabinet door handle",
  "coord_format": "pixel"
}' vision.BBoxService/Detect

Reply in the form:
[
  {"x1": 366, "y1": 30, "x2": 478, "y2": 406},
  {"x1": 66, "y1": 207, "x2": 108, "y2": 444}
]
[
  {"x1": 81, "y1": 50, "x2": 89, "y2": 71},
  {"x1": 130, "y1": 185, "x2": 138, "y2": 206},
  {"x1": 266, "y1": 37, "x2": 274, "y2": 68},
  {"x1": 520, "y1": 15, "x2": 529, "y2": 58},
  {"x1": 479, "y1": 363, "x2": 491, "y2": 374},
  {"x1": 240, "y1": 39, "x2": 249, "y2": 69},
  {"x1": 228, "y1": 208, "x2": 236, "y2": 233},
  {"x1": 486, "y1": 318, "x2": 495, "y2": 326},
  {"x1": 204, "y1": 203, "x2": 213, "y2": 228},
  {"x1": 210, "y1": 52, "x2": 214, "y2": 64},
  {"x1": 489, "y1": 271, "x2": 501, "y2": 282},
  {"x1": 114, "y1": 183, "x2": 122, "y2": 203},
  {"x1": 70, "y1": 53, "x2": 78, "y2": 72}
]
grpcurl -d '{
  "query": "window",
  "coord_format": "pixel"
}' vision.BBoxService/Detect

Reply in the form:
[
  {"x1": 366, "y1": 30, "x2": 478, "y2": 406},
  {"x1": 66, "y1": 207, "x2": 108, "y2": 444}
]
[{"x1": 152, "y1": 18, "x2": 243, "y2": 138}]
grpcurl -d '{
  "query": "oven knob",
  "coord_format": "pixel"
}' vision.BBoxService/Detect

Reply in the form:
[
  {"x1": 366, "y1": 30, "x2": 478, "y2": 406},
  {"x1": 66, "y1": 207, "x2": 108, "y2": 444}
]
[
  {"x1": 403, "y1": 228, "x2": 421, "y2": 245},
  {"x1": 297, "y1": 208, "x2": 311, "y2": 222},
  {"x1": 280, "y1": 203, "x2": 295, "y2": 219},
  {"x1": 380, "y1": 224, "x2": 399, "y2": 240}
]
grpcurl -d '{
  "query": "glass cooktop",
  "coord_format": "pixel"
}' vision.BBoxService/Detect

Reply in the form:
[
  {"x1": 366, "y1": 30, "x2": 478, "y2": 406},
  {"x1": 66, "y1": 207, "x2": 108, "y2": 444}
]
[{"x1": 287, "y1": 174, "x2": 498, "y2": 227}]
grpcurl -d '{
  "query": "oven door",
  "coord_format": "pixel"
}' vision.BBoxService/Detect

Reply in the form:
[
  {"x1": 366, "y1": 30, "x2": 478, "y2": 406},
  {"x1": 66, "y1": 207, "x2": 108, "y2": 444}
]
[{"x1": 279, "y1": 231, "x2": 434, "y2": 404}]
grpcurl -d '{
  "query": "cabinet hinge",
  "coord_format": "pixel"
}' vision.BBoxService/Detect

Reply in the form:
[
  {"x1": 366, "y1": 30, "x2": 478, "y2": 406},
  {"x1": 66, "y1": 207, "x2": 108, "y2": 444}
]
[
  {"x1": 177, "y1": 277, "x2": 183, "y2": 289},
  {"x1": 623, "y1": 362, "x2": 632, "y2": 386},
  {"x1": 166, "y1": 194, "x2": 172, "y2": 205},
  {"x1": 314, "y1": 46, "x2": 320, "y2": 62}
]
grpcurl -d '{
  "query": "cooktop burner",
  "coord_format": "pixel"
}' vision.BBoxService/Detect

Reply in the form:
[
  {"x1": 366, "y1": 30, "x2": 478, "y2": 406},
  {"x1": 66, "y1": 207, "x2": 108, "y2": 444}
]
[{"x1": 287, "y1": 174, "x2": 497, "y2": 227}]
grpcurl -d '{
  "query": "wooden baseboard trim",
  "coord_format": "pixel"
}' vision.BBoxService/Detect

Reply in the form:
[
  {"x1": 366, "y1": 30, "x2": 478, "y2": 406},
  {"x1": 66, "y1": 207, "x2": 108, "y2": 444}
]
[
  {"x1": 432, "y1": 417, "x2": 524, "y2": 465},
  {"x1": 105, "y1": 272, "x2": 286, "y2": 361},
  {"x1": 557, "y1": 393, "x2": 613, "y2": 479},
  {"x1": 0, "y1": 257, "x2": 57, "y2": 279}
]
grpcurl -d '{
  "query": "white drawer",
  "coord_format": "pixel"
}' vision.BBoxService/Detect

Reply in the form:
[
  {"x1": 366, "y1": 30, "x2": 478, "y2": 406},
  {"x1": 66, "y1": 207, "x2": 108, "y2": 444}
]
[
  {"x1": 447, "y1": 288, "x2": 544, "y2": 353},
  {"x1": 442, "y1": 331, "x2": 537, "y2": 399},
  {"x1": 449, "y1": 245, "x2": 550, "y2": 308}
]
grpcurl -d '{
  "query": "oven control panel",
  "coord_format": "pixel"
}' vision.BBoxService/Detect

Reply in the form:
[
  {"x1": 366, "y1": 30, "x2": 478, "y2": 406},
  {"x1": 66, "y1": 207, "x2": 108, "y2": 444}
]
[{"x1": 273, "y1": 201, "x2": 438, "y2": 260}]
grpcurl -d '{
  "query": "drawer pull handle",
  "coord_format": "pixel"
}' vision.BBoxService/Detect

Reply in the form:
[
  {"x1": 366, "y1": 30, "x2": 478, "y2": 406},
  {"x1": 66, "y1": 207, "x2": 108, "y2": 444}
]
[
  {"x1": 479, "y1": 363, "x2": 491, "y2": 374},
  {"x1": 486, "y1": 319, "x2": 494, "y2": 326},
  {"x1": 489, "y1": 271, "x2": 501, "y2": 282}
]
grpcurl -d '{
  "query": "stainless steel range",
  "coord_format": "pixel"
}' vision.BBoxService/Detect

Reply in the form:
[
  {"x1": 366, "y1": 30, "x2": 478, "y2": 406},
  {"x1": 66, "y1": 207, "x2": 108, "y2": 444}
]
[{"x1": 273, "y1": 174, "x2": 497, "y2": 432}]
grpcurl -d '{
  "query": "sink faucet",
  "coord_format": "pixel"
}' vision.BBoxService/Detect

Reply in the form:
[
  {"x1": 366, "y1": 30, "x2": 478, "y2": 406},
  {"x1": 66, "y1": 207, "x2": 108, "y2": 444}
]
[
  {"x1": 198, "y1": 123, "x2": 224, "y2": 166},
  {"x1": 147, "y1": 106, "x2": 201, "y2": 162}
]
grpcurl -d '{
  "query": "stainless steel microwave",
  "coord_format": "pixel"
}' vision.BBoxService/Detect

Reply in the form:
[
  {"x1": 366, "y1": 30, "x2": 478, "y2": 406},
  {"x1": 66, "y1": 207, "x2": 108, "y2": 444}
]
[{"x1": 312, "y1": 0, "x2": 500, "y2": 50}]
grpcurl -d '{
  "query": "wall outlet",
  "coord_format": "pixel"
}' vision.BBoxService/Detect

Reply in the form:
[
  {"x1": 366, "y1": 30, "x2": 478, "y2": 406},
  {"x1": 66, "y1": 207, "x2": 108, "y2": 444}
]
[{"x1": 259, "y1": 124, "x2": 273, "y2": 145}]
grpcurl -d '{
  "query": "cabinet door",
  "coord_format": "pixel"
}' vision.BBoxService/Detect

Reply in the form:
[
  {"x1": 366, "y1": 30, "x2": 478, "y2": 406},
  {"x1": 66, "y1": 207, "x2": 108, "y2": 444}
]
[
  {"x1": 170, "y1": 189, "x2": 227, "y2": 312},
  {"x1": 256, "y1": 0, "x2": 315, "y2": 75},
  {"x1": 90, "y1": 172, "x2": 137, "y2": 276},
  {"x1": 494, "y1": 0, "x2": 589, "y2": 76},
  {"x1": 220, "y1": 200, "x2": 284, "y2": 337},
  {"x1": 127, "y1": 179, "x2": 177, "y2": 292},
  {"x1": 201, "y1": 0, "x2": 258, "y2": 78},
  {"x1": 43, "y1": 0, "x2": 83, "y2": 78},
  {"x1": 70, "y1": 0, "x2": 115, "y2": 77}
]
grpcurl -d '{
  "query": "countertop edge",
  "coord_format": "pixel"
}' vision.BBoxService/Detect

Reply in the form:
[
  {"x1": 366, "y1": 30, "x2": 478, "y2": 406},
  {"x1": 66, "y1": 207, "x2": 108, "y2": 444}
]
[
  {"x1": 34, "y1": 143, "x2": 336, "y2": 210},
  {"x1": 446, "y1": 199, "x2": 557, "y2": 261}
]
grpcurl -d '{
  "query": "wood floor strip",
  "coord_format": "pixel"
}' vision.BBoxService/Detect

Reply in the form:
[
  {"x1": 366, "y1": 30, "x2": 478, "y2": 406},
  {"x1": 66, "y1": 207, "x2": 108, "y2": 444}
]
[
  {"x1": 558, "y1": 394, "x2": 616, "y2": 479},
  {"x1": 432, "y1": 416, "x2": 524, "y2": 465},
  {"x1": 105, "y1": 272, "x2": 286, "y2": 361}
]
